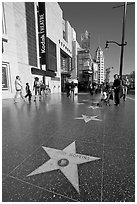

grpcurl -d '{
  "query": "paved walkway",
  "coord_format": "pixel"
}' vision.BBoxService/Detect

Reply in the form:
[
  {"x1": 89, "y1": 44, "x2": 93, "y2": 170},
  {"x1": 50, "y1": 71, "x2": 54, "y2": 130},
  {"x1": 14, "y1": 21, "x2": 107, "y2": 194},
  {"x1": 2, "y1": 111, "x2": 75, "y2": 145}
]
[{"x1": 2, "y1": 92, "x2": 135, "y2": 202}]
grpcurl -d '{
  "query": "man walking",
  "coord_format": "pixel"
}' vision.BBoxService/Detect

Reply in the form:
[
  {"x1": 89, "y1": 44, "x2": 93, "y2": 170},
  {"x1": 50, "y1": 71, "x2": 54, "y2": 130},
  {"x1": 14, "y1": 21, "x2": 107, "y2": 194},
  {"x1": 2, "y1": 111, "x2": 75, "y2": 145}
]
[
  {"x1": 122, "y1": 76, "x2": 129, "y2": 101},
  {"x1": 113, "y1": 74, "x2": 121, "y2": 106}
]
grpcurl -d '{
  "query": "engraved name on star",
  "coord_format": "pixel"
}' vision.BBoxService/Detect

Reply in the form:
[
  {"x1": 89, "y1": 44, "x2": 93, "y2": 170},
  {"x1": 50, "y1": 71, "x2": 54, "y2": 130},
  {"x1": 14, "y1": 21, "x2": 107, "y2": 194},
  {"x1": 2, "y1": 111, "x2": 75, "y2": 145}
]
[
  {"x1": 27, "y1": 141, "x2": 100, "y2": 194},
  {"x1": 76, "y1": 102, "x2": 84, "y2": 105},
  {"x1": 82, "y1": 99, "x2": 89, "y2": 102},
  {"x1": 75, "y1": 114, "x2": 102, "y2": 123},
  {"x1": 88, "y1": 105, "x2": 100, "y2": 109}
]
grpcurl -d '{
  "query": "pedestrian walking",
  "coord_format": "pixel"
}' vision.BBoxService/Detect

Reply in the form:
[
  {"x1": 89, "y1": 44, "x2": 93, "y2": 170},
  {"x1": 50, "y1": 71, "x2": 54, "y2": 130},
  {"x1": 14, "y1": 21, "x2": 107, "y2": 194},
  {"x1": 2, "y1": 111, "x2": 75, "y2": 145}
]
[
  {"x1": 122, "y1": 76, "x2": 129, "y2": 101},
  {"x1": 25, "y1": 83, "x2": 32, "y2": 103},
  {"x1": 14, "y1": 76, "x2": 25, "y2": 103},
  {"x1": 95, "y1": 85, "x2": 98, "y2": 94},
  {"x1": 89, "y1": 83, "x2": 93, "y2": 95},
  {"x1": 74, "y1": 84, "x2": 78, "y2": 95},
  {"x1": 70, "y1": 81, "x2": 75, "y2": 97},
  {"x1": 33, "y1": 77, "x2": 41, "y2": 102},
  {"x1": 40, "y1": 80, "x2": 46, "y2": 96},
  {"x1": 112, "y1": 74, "x2": 121, "y2": 106},
  {"x1": 65, "y1": 81, "x2": 71, "y2": 97}
]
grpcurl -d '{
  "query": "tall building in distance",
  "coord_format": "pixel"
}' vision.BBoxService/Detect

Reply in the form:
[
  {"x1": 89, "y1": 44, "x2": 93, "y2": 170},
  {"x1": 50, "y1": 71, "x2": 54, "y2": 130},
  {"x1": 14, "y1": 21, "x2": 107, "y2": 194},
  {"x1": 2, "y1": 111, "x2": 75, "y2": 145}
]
[
  {"x1": 81, "y1": 30, "x2": 90, "y2": 51},
  {"x1": 94, "y1": 46, "x2": 104, "y2": 84}
]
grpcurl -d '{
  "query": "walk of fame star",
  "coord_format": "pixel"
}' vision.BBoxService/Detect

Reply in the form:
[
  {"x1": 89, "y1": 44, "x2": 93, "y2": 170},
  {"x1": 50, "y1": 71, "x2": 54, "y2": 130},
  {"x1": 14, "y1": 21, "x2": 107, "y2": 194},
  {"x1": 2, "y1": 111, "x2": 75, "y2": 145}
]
[
  {"x1": 88, "y1": 105, "x2": 100, "y2": 109},
  {"x1": 75, "y1": 114, "x2": 102, "y2": 123},
  {"x1": 92, "y1": 101, "x2": 99, "y2": 104},
  {"x1": 27, "y1": 141, "x2": 100, "y2": 193},
  {"x1": 76, "y1": 102, "x2": 84, "y2": 105},
  {"x1": 82, "y1": 99, "x2": 89, "y2": 102}
]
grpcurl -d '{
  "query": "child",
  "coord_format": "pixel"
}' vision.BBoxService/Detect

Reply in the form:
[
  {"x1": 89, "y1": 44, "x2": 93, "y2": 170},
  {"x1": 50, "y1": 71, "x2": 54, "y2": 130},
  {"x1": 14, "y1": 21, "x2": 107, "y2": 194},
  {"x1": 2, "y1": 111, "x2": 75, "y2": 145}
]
[{"x1": 25, "y1": 83, "x2": 32, "y2": 103}]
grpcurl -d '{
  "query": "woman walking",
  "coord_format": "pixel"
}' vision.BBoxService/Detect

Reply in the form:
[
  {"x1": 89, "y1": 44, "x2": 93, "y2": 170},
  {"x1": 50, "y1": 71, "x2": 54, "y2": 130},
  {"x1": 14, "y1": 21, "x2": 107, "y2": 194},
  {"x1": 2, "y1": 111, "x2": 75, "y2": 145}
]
[{"x1": 14, "y1": 76, "x2": 25, "y2": 103}]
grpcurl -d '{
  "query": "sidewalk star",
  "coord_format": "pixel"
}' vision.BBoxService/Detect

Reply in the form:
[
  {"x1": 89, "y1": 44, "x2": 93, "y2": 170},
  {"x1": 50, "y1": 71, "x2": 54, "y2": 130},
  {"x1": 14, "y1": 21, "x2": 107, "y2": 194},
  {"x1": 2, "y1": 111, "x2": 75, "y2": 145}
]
[
  {"x1": 76, "y1": 102, "x2": 84, "y2": 105},
  {"x1": 75, "y1": 114, "x2": 102, "y2": 123},
  {"x1": 27, "y1": 141, "x2": 100, "y2": 194},
  {"x1": 83, "y1": 99, "x2": 89, "y2": 102},
  {"x1": 88, "y1": 105, "x2": 100, "y2": 109},
  {"x1": 92, "y1": 101, "x2": 99, "y2": 104}
]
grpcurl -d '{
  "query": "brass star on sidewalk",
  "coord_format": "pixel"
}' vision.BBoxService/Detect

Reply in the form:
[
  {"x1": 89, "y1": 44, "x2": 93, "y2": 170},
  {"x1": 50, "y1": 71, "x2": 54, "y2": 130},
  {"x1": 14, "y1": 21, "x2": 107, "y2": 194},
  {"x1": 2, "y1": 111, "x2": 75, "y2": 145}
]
[
  {"x1": 77, "y1": 102, "x2": 84, "y2": 105},
  {"x1": 27, "y1": 141, "x2": 100, "y2": 193},
  {"x1": 75, "y1": 114, "x2": 102, "y2": 123},
  {"x1": 83, "y1": 99, "x2": 89, "y2": 102},
  {"x1": 88, "y1": 105, "x2": 100, "y2": 109}
]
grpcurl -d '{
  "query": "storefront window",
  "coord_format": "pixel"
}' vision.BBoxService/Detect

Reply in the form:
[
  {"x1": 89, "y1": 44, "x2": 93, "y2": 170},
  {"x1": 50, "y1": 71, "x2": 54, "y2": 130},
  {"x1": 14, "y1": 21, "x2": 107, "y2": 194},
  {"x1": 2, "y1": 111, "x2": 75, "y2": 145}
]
[
  {"x1": 61, "y1": 51, "x2": 72, "y2": 72},
  {"x1": 2, "y1": 63, "x2": 8, "y2": 90}
]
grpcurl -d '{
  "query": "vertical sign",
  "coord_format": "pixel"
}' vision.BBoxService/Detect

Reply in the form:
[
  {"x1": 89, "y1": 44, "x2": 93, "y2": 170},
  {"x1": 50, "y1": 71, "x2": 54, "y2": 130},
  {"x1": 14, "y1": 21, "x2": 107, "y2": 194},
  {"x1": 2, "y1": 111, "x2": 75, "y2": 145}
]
[{"x1": 38, "y1": 2, "x2": 46, "y2": 65}]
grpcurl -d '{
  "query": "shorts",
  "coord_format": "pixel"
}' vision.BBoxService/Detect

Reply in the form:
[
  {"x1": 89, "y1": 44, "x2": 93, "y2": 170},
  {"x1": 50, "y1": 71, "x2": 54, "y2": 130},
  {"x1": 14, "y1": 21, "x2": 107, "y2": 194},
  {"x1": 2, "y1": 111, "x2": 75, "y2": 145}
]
[{"x1": 35, "y1": 87, "x2": 40, "y2": 95}]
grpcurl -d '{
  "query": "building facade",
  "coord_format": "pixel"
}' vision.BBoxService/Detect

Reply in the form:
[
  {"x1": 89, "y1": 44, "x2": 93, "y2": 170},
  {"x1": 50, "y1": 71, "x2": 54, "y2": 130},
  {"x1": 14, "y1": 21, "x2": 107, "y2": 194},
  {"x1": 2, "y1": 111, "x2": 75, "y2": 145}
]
[
  {"x1": 77, "y1": 49, "x2": 92, "y2": 91},
  {"x1": 81, "y1": 30, "x2": 90, "y2": 51},
  {"x1": 94, "y1": 46, "x2": 104, "y2": 84},
  {"x1": 77, "y1": 30, "x2": 93, "y2": 91},
  {"x1": 2, "y1": 2, "x2": 78, "y2": 99},
  {"x1": 92, "y1": 61, "x2": 98, "y2": 84}
]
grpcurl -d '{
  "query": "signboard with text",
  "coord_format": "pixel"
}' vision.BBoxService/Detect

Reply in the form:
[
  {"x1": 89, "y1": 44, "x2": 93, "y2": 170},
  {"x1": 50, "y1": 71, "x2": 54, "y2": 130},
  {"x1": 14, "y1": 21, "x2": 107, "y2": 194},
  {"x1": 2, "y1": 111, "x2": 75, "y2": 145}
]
[{"x1": 38, "y1": 2, "x2": 46, "y2": 65}]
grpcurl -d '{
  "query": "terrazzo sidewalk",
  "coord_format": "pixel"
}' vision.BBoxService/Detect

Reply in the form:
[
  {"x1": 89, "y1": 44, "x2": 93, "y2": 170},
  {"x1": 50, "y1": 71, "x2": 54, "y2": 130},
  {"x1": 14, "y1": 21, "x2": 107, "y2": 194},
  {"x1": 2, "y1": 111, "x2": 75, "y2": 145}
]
[{"x1": 2, "y1": 93, "x2": 135, "y2": 202}]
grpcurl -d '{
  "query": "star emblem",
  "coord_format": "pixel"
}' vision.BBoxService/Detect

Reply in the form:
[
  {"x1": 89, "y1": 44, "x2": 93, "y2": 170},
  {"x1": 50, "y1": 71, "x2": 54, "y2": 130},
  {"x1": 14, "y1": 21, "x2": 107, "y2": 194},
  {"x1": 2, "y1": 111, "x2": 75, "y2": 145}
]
[
  {"x1": 27, "y1": 141, "x2": 100, "y2": 193},
  {"x1": 75, "y1": 114, "x2": 102, "y2": 123},
  {"x1": 76, "y1": 102, "x2": 84, "y2": 105},
  {"x1": 92, "y1": 101, "x2": 99, "y2": 104},
  {"x1": 88, "y1": 105, "x2": 100, "y2": 109},
  {"x1": 82, "y1": 99, "x2": 89, "y2": 102}
]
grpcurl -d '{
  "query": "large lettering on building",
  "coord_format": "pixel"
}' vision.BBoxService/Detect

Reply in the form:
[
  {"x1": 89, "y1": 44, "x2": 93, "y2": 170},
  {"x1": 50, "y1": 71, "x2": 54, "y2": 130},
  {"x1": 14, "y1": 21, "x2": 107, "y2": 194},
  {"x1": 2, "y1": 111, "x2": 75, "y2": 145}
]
[{"x1": 38, "y1": 2, "x2": 46, "y2": 65}]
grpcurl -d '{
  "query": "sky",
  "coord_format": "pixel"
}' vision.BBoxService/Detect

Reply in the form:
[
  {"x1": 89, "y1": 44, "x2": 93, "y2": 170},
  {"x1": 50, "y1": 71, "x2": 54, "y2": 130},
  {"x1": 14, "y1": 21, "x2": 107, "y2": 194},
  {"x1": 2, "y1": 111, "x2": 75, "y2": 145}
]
[{"x1": 58, "y1": 1, "x2": 135, "y2": 81}]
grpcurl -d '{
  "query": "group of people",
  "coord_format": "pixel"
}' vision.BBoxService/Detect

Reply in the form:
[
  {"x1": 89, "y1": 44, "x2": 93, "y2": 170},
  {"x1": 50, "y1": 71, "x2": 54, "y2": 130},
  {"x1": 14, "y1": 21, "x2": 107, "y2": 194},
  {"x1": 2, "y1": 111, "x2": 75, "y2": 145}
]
[
  {"x1": 112, "y1": 74, "x2": 129, "y2": 106},
  {"x1": 65, "y1": 81, "x2": 77, "y2": 97},
  {"x1": 99, "y1": 74, "x2": 129, "y2": 106},
  {"x1": 14, "y1": 74, "x2": 129, "y2": 106},
  {"x1": 14, "y1": 76, "x2": 49, "y2": 103}
]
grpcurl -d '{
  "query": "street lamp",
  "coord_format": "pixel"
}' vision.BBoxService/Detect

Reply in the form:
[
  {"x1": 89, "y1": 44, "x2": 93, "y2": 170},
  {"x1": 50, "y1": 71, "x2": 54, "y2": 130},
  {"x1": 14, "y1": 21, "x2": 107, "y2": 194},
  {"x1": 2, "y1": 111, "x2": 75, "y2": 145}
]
[
  {"x1": 105, "y1": 2, "x2": 127, "y2": 78},
  {"x1": 105, "y1": 41, "x2": 127, "y2": 49}
]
